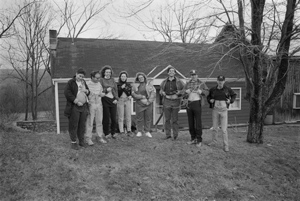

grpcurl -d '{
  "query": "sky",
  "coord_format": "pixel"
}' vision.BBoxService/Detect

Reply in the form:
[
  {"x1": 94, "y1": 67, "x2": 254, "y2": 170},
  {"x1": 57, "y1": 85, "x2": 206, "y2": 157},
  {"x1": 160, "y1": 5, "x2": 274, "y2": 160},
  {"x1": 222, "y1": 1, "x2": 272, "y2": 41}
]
[{"x1": 0, "y1": 0, "x2": 299, "y2": 69}]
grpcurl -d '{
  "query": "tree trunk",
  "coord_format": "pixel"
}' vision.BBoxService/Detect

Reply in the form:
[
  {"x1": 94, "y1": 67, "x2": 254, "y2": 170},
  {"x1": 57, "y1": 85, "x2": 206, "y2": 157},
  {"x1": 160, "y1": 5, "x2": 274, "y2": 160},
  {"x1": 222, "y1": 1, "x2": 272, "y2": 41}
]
[{"x1": 247, "y1": 98, "x2": 265, "y2": 143}]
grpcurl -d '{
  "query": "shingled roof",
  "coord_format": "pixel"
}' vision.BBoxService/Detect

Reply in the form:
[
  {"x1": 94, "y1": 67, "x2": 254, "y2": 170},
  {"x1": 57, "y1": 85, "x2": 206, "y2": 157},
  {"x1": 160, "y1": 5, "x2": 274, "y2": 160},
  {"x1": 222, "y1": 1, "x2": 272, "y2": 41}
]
[{"x1": 52, "y1": 37, "x2": 245, "y2": 79}]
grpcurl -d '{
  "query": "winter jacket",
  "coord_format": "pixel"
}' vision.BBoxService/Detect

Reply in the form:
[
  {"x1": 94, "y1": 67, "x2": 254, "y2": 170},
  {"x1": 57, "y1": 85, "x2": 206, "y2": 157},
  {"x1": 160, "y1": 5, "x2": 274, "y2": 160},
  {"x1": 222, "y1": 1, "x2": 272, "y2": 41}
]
[
  {"x1": 182, "y1": 78, "x2": 209, "y2": 106},
  {"x1": 132, "y1": 72, "x2": 156, "y2": 105},
  {"x1": 64, "y1": 77, "x2": 90, "y2": 117},
  {"x1": 160, "y1": 76, "x2": 185, "y2": 96},
  {"x1": 207, "y1": 85, "x2": 237, "y2": 109}
]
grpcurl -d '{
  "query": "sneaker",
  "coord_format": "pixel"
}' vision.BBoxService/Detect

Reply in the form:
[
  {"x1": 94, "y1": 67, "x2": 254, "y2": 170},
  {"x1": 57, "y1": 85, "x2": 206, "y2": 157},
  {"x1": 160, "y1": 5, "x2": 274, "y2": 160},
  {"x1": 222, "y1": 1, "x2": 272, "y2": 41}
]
[
  {"x1": 187, "y1": 139, "x2": 197, "y2": 145},
  {"x1": 87, "y1": 140, "x2": 94, "y2": 146},
  {"x1": 224, "y1": 146, "x2": 229, "y2": 152},
  {"x1": 79, "y1": 142, "x2": 87, "y2": 148},
  {"x1": 136, "y1": 132, "x2": 142, "y2": 137},
  {"x1": 99, "y1": 138, "x2": 107, "y2": 144},
  {"x1": 71, "y1": 143, "x2": 79, "y2": 150},
  {"x1": 145, "y1": 132, "x2": 152, "y2": 138},
  {"x1": 196, "y1": 142, "x2": 202, "y2": 148},
  {"x1": 173, "y1": 136, "x2": 178, "y2": 140},
  {"x1": 111, "y1": 134, "x2": 116, "y2": 139},
  {"x1": 164, "y1": 136, "x2": 171, "y2": 140}
]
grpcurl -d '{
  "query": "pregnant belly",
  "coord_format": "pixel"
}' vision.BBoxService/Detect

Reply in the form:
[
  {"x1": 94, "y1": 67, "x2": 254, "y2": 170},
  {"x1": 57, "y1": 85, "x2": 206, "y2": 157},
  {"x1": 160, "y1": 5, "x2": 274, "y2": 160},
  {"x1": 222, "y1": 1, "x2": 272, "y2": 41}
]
[{"x1": 77, "y1": 91, "x2": 87, "y2": 104}]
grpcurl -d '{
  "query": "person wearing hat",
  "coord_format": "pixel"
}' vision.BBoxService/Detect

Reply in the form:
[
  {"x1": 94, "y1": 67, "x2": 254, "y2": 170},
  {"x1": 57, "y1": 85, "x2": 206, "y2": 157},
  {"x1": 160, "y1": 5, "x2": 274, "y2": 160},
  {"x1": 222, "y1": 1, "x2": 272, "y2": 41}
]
[
  {"x1": 183, "y1": 69, "x2": 209, "y2": 147},
  {"x1": 207, "y1": 75, "x2": 237, "y2": 152},
  {"x1": 160, "y1": 65, "x2": 185, "y2": 140},
  {"x1": 64, "y1": 68, "x2": 90, "y2": 150}
]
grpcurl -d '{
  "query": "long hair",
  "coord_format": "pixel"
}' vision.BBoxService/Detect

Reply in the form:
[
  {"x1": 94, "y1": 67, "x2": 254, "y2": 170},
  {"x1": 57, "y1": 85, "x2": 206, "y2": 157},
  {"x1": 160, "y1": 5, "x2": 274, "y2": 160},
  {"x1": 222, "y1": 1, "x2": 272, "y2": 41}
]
[
  {"x1": 100, "y1": 65, "x2": 113, "y2": 78},
  {"x1": 118, "y1": 71, "x2": 129, "y2": 83}
]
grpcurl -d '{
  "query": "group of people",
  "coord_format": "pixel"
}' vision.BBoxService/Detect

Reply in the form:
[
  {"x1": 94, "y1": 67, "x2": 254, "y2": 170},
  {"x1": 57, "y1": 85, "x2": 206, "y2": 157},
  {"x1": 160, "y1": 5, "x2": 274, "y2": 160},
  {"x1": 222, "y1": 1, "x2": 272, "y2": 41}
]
[{"x1": 64, "y1": 65, "x2": 236, "y2": 152}]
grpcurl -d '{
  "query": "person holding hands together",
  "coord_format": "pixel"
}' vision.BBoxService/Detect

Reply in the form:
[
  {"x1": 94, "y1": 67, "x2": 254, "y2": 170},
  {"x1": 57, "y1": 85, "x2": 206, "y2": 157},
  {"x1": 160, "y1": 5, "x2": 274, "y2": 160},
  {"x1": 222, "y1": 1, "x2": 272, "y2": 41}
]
[
  {"x1": 132, "y1": 72, "x2": 156, "y2": 138},
  {"x1": 207, "y1": 75, "x2": 236, "y2": 152},
  {"x1": 99, "y1": 65, "x2": 119, "y2": 139},
  {"x1": 64, "y1": 68, "x2": 90, "y2": 150},
  {"x1": 183, "y1": 70, "x2": 209, "y2": 148}
]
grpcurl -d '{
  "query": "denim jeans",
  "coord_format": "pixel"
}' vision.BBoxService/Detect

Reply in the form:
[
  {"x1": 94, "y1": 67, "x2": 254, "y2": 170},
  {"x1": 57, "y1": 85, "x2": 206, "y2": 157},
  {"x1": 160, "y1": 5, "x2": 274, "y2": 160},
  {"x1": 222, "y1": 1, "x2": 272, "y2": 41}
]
[
  {"x1": 163, "y1": 98, "x2": 181, "y2": 138},
  {"x1": 85, "y1": 102, "x2": 104, "y2": 140},
  {"x1": 136, "y1": 103, "x2": 153, "y2": 132},
  {"x1": 117, "y1": 97, "x2": 132, "y2": 132},
  {"x1": 68, "y1": 104, "x2": 88, "y2": 144},
  {"x1": 186, "y1": 100, "x2": 202, "y2": 142},
  {"x1": 211, "y1": 107, "x2": 229, "y2": 148}
]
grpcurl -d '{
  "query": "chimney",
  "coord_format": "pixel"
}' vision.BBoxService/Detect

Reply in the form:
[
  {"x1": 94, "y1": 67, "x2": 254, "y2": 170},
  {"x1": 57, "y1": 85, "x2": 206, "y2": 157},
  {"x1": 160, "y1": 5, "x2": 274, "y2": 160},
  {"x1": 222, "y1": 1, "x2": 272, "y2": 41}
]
[{"x1": 49, "y1": 30, "x2": 57, "y2": 50}]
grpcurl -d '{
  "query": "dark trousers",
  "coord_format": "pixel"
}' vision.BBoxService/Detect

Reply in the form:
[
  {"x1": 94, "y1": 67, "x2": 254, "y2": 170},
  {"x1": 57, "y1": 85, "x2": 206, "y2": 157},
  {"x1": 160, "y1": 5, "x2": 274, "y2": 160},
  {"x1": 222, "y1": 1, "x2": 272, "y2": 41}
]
[
  {"x1": 186, "y1": 100, "x2": 203, "y2": 142},
  {"x1": 68, "y1": 104, "x2": 88, "y2": 144},
  {"x1": 102, "y1": 96, "x2": 117, "y2": 135},
  {"x1": 163, "y1": 98, "x2": 180, "y2": 138}
]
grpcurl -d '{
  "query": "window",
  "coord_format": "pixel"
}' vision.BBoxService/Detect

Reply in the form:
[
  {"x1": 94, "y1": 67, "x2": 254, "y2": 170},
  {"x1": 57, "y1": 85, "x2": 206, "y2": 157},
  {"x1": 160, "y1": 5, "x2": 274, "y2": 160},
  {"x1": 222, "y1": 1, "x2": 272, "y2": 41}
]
[
  {"x1": 293, "y1": 93, "x2": 300, "y2": 109},
  {"x1": 228, "y1": 88, "x2": 241, "y2": 110}
]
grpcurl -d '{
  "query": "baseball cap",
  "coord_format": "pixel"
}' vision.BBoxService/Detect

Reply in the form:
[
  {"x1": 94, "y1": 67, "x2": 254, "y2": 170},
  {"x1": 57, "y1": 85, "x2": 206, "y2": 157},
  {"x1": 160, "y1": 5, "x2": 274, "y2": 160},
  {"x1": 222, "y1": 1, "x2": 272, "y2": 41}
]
[
  {"x1": 190, "y1": 70, "x2": 197, "y2": 75},
  {"x1": 217, "y1": 75, "x2": 225, "y2": 81}
]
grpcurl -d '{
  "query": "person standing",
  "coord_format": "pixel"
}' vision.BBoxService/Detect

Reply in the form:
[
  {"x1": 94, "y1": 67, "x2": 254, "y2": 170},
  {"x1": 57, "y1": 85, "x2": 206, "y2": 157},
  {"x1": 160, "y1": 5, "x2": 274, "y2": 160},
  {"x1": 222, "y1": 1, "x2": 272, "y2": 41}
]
[
  {"x1": 85, "y1": 71, "x2": 107, "y2": 146},
  {"x1": 207, "y1": 75, "x2": 236, "y2": 152},
  {"x1": 183, "y1": 70, "x2": 209, "y2": 147},
  {"x1": 132, "y1": 72, "x2": 156, "y2": 138},
  {"x1": 160, "y1": 65, "x2": 185, "y2": 140},
  {"x1": 99, "y1": 65, "x2": 118, "y2": 139},
  {"x1": 64, "y1": 68, "x2": 90, "y2": 150},
  {"x1": 117, "y1": 71, "x2": 133, "y2": 136}
]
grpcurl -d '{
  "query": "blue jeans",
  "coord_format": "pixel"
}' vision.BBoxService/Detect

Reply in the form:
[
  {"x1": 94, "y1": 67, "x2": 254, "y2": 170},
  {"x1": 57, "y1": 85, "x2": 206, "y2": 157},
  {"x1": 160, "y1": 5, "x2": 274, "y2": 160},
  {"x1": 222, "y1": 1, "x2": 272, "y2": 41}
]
[
  {"x1": 117, "y1": 97, "x2": 132, "y2": 132},
  {"x1": 163, "y1": 98, "x2": 181, "y2": 138},
  {"x1": 136, "y1": 103, "x2": 153, "y2": 132}
]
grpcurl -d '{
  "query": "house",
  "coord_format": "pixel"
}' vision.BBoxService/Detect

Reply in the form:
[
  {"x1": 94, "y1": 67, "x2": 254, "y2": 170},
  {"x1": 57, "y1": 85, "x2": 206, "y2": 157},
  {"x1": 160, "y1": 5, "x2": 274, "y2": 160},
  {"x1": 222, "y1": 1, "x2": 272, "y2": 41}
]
[{"x1": 50, "y1": 30, "x2": 251, "y2": 134}]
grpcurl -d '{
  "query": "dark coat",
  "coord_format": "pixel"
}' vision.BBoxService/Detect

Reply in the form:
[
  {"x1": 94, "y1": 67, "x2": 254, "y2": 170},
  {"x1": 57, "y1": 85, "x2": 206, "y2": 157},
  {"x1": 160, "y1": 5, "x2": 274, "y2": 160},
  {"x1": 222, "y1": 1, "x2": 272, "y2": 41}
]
[
  {"x1": 64, "y1": 77, "x2": 90, "y2": 117},
  {"x1": 117, "y1": 82, "x2": 132, "y2": 97},
  {"x1": 207, "y1": 85, "x2": 237, "y2": 109}
]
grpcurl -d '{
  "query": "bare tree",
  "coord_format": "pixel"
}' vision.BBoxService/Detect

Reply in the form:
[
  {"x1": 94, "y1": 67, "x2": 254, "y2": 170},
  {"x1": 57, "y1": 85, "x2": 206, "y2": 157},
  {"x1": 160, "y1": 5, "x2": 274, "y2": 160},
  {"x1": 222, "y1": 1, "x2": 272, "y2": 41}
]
[
  {"x1": 52, "y1": 0, "x2": 110, "y2": 40},
  {"x1": 209, "y1": 0, "x2": 300, "y2": 143},
  {"x1": 127, "y1": 0, "x2": 215, "y2": 43},
  {"x1": 0, "y1": 1, "x2": 36, "y2": 38},
  {"x1": 4, "y1": 1, "x2": 52, "y2": 120}
]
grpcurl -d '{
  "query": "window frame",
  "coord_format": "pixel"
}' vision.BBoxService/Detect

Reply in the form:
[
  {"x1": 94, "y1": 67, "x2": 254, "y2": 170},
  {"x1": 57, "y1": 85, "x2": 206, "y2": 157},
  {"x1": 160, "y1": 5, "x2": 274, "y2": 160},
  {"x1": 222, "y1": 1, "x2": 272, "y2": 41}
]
[
  {"x1": 293, "y1": 93, "x2": 300, "y2": 109},
  {"x1": 228, "y1": 87, "x2": 242, "y2": 111},
  {"x1": 130, "y1": 97, "x2": 136, "y2": 115}
]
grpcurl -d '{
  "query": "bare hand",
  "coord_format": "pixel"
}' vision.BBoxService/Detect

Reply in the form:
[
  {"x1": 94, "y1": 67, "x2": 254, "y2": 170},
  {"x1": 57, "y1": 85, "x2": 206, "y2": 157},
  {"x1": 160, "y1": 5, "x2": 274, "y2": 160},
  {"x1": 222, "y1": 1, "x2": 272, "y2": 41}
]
[
  {"x1": 162, "y1": 92, "x2": 166, "y2": 96},
  {"x1": 113, "y1": 100, "x2": 117, "y2": 104},
  {"x1": 210, "y1": 99, "x2": 215, "y2": 103},
  {"x1": 77, "y1": 102, "x2": 83, "y2": 106},
  {"x1": 198, "y1": 89, "x2": 202, "y2": 94},
  {"x1": 186, "y1": 89, "x2": 191, "y2": 94},
  {"x1": 226, "y1": 99, "x2": 230, "y2": 104},
  {"x1": 107, "y1": 87, "x2": 112, "y2": 92},
  {"x1": 121, "y1": 84, "x2": 125, "y2": 89}
]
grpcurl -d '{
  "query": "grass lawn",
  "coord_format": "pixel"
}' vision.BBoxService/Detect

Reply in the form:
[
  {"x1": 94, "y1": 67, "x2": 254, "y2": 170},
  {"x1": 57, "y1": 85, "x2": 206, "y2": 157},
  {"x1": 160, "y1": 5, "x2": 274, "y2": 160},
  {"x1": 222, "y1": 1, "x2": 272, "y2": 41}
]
[{"x1": 0, "y1": 125, "x2": 299, "y2": 201}]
